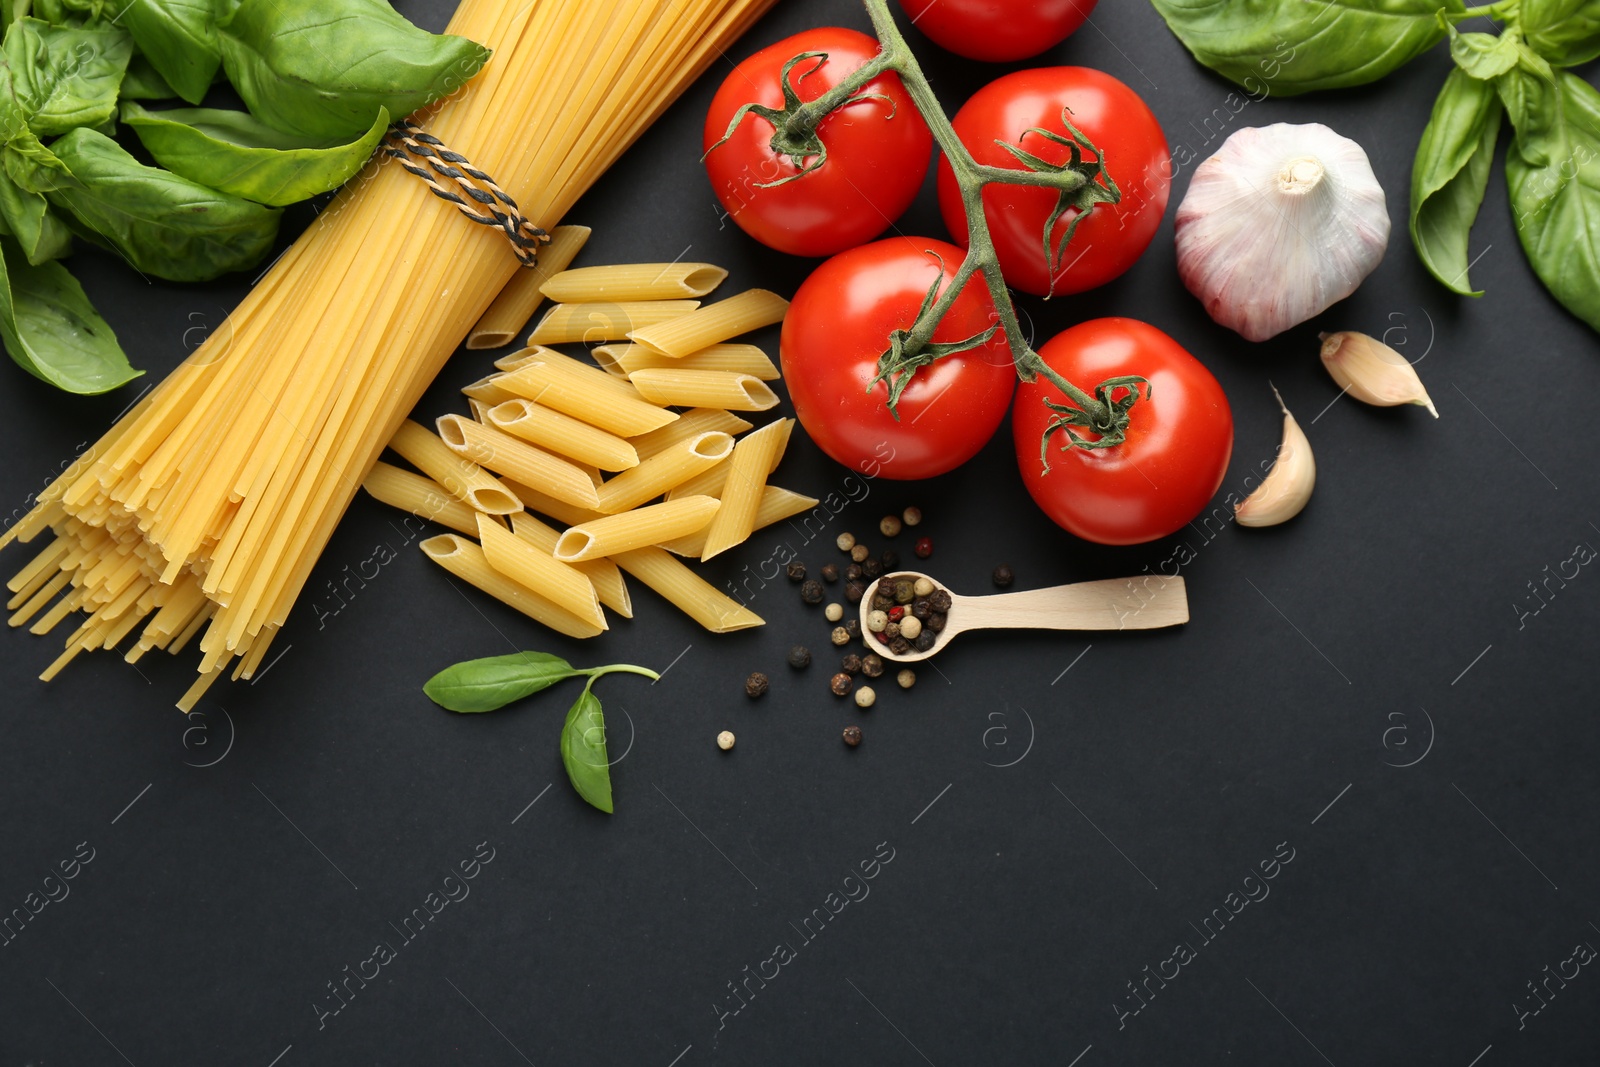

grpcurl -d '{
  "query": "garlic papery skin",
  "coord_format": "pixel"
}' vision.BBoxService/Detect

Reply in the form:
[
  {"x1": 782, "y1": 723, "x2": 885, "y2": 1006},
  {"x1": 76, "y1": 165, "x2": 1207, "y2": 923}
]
[
  {"x1": 1319, "y1": 331, "x2": 1438, "y2": 417},
  {"x1": 1235, "y1": 388, "x2": 1315, "y2": 528},
  {"x1": 1175, "y1": 123, "x2": 1390, "y2": 342}
]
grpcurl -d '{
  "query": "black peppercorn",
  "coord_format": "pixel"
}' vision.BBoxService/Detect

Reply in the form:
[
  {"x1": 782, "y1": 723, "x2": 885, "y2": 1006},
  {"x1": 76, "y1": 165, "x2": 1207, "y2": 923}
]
[
  {"x1": 785, "y1": 561, "x2": 806, "y2": 582},
  {"x1": 883, "y1": 621, "x2": 901, "y2": 640},
  {"x1": 841, "y1": 654, "x2": 863, "y2": 675},
  {"x1": 744, "y1": 672, "x2": 769, "y2": 698},
  {"x1": 914, "y1": 536, "x2": 933, "y2": 559},
  {"x1": 862, "y1": 558, "x2": 882, "y2": 579},
  {"x1": 830, "y1": 672, "x2": 853, "y2": 697},
  {"x1": 880, "y1": 548, "x2": 899, "y2": 569},
  {"x1": 842, "y1": 724, "x2": 862, "y2": 747},
  {"x1": 820, "y1": 563, "x2": 840, "y2": 583},
  {"x1": 787, "y1": 645, "x2": 812, "y2": 670},
  {"x1": 992, "y1": 564, "x2": 1014, "y2": 588},
  {"x1": 844, "y1": 618, "x2": 861, "y2": 640},
  {"x1": 845, "y1": 563, "x2": 863, "y2": 582},
  {"x1": 929, "y1": 589, "x2": 952, "y2": 612},
  {"x1": 913, "y1": 630, "x2": 936, "y2": 652},
  {"x1": 800, "y1": 579, "x2": 824, "y2": 605},
  {"x1": 889, "y1": 636, "x2": 912, "y2": 656},
  {"x1": 872, "y1": 591, "x2": 894, "y2": 611},
  {"x1": 911, "y1": 597, "x2": 931, "y2": 620},
  {"x1": 927, "y1": 612, "x2": 947, "y2": 633},
  {"x1": 845, "y1": 581, "x2": 865, "y2": 603},
  {"x1": 861, "y1": 653, "x2": 884, "y2": 678}
]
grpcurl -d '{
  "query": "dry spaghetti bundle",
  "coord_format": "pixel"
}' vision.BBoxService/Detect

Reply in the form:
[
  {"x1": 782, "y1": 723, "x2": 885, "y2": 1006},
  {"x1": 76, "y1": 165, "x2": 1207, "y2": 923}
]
[{"x1": 0, "y1": 0, "x2": 777, "y2": 710}]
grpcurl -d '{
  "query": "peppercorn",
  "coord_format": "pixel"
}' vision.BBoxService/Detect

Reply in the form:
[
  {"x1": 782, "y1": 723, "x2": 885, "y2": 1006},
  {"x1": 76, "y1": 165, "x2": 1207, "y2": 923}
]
[
  {"x1": 886, "y1": 604, "x2": 905, "y2": 623},
  {"x1": 929, "y1": 589, "x2": 952, "y2": 612},
  {"x1": 830, "y1": 625, "x2": 850, "y2": 647},
  {"x1": 879, "y1": 515, "x2": 902, "y2": 537},
  {"x1": 897, "y1": 668, "x2": 916, "y2": 688},
  {"x1": 835, "y1": 532, "x2": 856, "y2": 552},
  {"x1": 889, "y1": 636, "x2": 912, "y2": 656},
  {"x1": 862, "y1": 558, "x2": 883, "y2": 579},
  {"x1": 883, "y1": 621, "x2": 901, "y2": 640},
  {"x1": 914, "y1": 536, "x2": 933, "y2": 559},
  {"x1": 861, "y1": 653, "x2": 884, "y2": 678},
  {"x1": 913, "y1": 577, "x2": 935, "y2": 597},
  {"x1": 914, "y1": 631, "x2": 936, "y2": 652},
  {"x1": 820, "y1": 563, "x2": 840, "y2": 583},
  {"x1": 845, "y1": 581, "x2": 865, "y2": 604},
  {"x1": 744, "y1": 672, "x2": 768, "y2": 699},
  {"x1": 927, "y1": 612, "x2": 947, "y2": 633},
  {"x1": 800, "y1": 579, "x2": 824, "y2": 605},
  {"x1": 894, "y1": 578, "x2": 915, "y2": 604},
  {"x1": 844, "y1": 618, "x2": 861, "y2": 640},
  {"x1": 872, "y1": 591, "x2": 894, "y2": 611},
  {"x1": 899, "y1": 615, "x2": 923, "y2": 640},
  {"x1": 842, "y1": 724, "x2": 862, "y2": 747},
  {"x1": 830, "y1": 672, "x2": 853, "y2": 697},
  {"x1": 855, "y1": 686, "x2": 876, "y2": 708},
  {"x1": 842, "y1": 653, "x2": 863, "y2": 675},
  {"x1": 902, "y1": 506, "x2": 922, "y2": 527},
  {"x1": 909, "y1": 599, "x2": 929, "y2": 622},
  {"x1": 824, "y1": 603, "x2": 844, "y2": 622},
  {"x1": 850, "y1": 543, "x2": 870, "y2": 563},
  {"x1": 845, "y1": 563, "x2": 863, "y2": 582},
  {"x1": 865, "y1": 609, "x2": 888, "y2": 632},
  {"x1": 880, "y1": 548, "x2": 899, "y2": 569},
  {"x1": 992, "y1": 564, "x2": 1014, "y2": 588},
  {"x1": 717, "y1": 730, "x2": 736, "y2": 750},
  {"x1": 788, "y1": 645, "x2": 812, "y2": 670},
  {"x1": 785, "y1": 560, "x2": 806, "y2": 582}
]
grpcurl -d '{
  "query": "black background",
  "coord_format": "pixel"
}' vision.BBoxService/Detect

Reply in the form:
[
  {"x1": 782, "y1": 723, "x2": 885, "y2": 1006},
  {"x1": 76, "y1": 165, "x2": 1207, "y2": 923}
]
[{"x1": 3, "y1": 1, "x2": 1599, "y2": 1065}]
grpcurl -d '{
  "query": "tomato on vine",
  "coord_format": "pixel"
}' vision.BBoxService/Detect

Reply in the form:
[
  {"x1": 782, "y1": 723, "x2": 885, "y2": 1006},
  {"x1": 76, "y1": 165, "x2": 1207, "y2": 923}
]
[
  {"x1": 937, "y1": 67, "x2": 1170, "y2": 297},
  {"x1": 781, "y1": 237, "x2": 1016, "y2": 480},
  {"x1": 897, "y1": 0, "x2": 1098, "y2": 63},
  {"x1": 1012, "y1": 319, "x2": 1232, "y2": 546},
  {"x1": 703, "y1": 27, "x2": 932, "y2": 258}
]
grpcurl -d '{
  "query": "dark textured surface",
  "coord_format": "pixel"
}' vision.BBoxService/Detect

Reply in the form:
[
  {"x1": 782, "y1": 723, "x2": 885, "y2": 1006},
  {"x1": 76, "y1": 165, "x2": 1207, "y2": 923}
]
[{"x1": 2, "y1": 2, "x2": 1599, "y2": 1065}]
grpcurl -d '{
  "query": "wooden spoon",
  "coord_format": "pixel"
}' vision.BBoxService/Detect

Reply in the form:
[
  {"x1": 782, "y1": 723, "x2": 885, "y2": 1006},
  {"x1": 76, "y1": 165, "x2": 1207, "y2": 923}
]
[{"x1": 858, "y1": 570, "x2": 1189, "y2": 663}]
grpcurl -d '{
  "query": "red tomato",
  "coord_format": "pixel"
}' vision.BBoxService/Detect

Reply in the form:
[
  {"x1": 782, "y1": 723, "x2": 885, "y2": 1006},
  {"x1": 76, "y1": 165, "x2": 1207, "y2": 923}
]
[
  {"x1": 781, "y1": 237, "x2": 1016, "y2": 480},
  {"x1": 1011, "y1": 319, "x2": 1232, "y2": 545},
  {"x1": 936, "y1": 67, "x2": 1169, "y2": 297},
  {"x1": 703, "y1": 28, "x2": 932, "y2": 258},
  {"x1": 898, "y1": 0, "x2": 1098, "y2": 63}
]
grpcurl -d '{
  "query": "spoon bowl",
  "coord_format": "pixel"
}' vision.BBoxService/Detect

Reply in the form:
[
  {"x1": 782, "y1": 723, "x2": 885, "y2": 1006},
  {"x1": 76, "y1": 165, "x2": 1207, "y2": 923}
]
[{"x1": 858, "y1": 570, "x2": 1189, "y2": 663}]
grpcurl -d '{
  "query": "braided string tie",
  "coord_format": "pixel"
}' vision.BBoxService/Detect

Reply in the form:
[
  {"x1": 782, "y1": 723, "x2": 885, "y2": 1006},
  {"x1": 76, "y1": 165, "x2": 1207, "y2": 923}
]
[{"x1": 382, "y1": 119, "x2": 550, "y2": 267}]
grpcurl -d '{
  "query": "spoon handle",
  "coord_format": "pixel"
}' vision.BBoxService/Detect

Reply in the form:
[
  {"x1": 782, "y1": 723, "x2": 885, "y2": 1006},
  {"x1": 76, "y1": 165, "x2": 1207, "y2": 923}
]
[{"x1": 957, "y1": 576, "x2": 1187, "y2": 632}]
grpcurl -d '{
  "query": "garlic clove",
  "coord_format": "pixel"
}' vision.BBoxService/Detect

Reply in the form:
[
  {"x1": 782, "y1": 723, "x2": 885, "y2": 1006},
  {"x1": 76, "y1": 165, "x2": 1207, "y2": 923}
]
[
  {"x1": 1235, "y1": 387, "x2": 1314, "y2": 528},
  {"x1": 1318, "y1": 331, "x2": 1438, "y2": 417},
  {"x1": 1175, "y1": 123, "x2": 1390, "y2": 342}
]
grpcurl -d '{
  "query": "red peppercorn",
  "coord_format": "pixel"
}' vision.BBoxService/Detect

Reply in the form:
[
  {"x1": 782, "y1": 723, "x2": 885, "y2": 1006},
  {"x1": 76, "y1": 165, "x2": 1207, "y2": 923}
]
[
  {"x1": 914, "y1": 536, "x2": 932, "y2": 559},
  {"x1": 887, "y1": 605, "x2": 905, "y2": 622}
]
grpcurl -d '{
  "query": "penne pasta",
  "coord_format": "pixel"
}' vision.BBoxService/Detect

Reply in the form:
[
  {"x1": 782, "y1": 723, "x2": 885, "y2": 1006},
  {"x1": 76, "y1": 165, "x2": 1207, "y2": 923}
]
[
  {"x1": 555, "y1": 496, "x2": 721, "y2": 562},
  {"x1": 626, "y1": 288, "x2": 788, "y2": 357},
  {"x1": 361, "y1": 462, "x2": 482, "y2": 537},
  {"x1": 476, "y1": 514, "x2": 605, "y2": 630},
  {"x1": 387, "y1": 421, "x2": 523, "y2": 515},
  {"x1": 594, "y1": 342, "x2": 779, "y2": 380},
  {"x1": 460, "y1": 374, "x2": 520, "y2": 408},
  {"x1": 596, "y1": 432, "x2": 733, "y2": 514},
  {"x1": 421, "y1": 535, "x2": 604, "y2": 640},
  {"x1": 467, "y1": 225, "x2": 592, "y2": 350},
  {"x1": 486, "y1": 398, "x2": 639, "y2": 471},
  {"x1": 629, "y1": 408, "x2": 752, "y2": 460},
  {"x1": 627, "y1": 368, "x2": 779, "y2": 411},
  {"x1": 496, "y1": 348, "x2": 677, "y2": 437},
  {"x1": 700, "y1": 418, "x2": 792, "y2": 560},
  {"x1": 540, "y1": 262, "x2": 728, "y2": 303},
  {"x1": 436, "y1": 415, "x2": 601, "y2": 510},
  {"x1": 658, "y1": 486, "x2": 820, "y2": 559},
  {"x1": 502, "y1": 481, "x2": 605, "y2": 528},
  {"x1": 510, "y1": 512, "x2": 631, "y2": 618},
  {"x1": 527, "y1": 299, "x2": 701, "y2": 345},
  {"x1": 611, "y1": 546, "x2": 764, "y2": 632}
]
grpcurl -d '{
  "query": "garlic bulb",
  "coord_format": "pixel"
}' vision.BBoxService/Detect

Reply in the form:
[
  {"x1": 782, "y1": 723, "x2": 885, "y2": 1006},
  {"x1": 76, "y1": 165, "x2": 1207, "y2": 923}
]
[
  {"x1": 1176, "y1": 124, "x2": 1390, "y2": 342},
  {"x1": 1319, "y1": 331, "x2": 1438, "y2": 416},
  {"x1": 1235, "y1": 387, "x2": 1314, "y2": 527}
]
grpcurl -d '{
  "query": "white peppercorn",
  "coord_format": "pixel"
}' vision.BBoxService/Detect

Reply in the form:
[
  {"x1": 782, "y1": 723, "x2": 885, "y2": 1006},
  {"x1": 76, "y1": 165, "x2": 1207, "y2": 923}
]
[
  {"x1": 854, "y1": 686, "x2": 876, "y2": 708},
  {"x1": 824, "y1": 603, "x2": 844, "y2": 622},
  {"x1": 717, "y1": 730, "x2": 736, "y2": 750}
]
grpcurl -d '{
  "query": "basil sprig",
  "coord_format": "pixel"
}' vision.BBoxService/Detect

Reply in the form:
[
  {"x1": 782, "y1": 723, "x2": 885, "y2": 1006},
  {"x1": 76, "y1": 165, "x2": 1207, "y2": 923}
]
[
  {"x1": 1150, "y1": 0, "x2": 1600, "y2": 334},
  {"x1": 424, "y1": 652, "x2": 660, "y2": 815}
]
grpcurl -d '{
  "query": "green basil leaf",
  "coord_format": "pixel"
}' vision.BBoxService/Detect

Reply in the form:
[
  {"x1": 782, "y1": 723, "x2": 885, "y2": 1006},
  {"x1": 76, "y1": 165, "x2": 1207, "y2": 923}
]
[
  {"x1": 423, "y1": 651, "x2": 581, "y2": 713},
  {"x1": 1410, "y1": 68, "x2": 1502, "y2": 296},
  {"x1": 217, "y1": 0, "x2": 490, "y2": 140},
  {"x1": 122, "y1": 102, "x2": 388, "y2": 207},
  {"x1": 1519, "y1": 0, "x2": 1600, "y2": 67},
  {"x1": 45, "y1": 128, "x2": 280, "y2": 281},
  {"x1": 2, "y1": 18, "x2": 131, "y2": 136},
  {"x1": 1446, "y1": 24, "x2": 1519, "y2": 80},
  {"x1": 1148, "y1": 0, "x2": 1461, "y2": 96},
  {"x1": 1503, "y1": 70, "x2": 1600, "y2": 332},
  {"x1": 106, "y1": 0, "x2": 218, "y2": 105},
  {"x1": 0, "y1": 169, "x2": 71, "y2": 263},
  {"x1": 119, "y1": 55, "x2": 181, "y2": 100},
  {"x1": 0, "y1": 236, "x2": 140, "y2": 393},
  {"x1": 559, "y1": 683, "x2": 613, "y2": 814}
]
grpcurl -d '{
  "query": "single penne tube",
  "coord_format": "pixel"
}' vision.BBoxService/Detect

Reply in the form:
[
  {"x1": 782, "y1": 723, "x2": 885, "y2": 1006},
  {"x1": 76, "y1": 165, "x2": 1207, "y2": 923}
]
[
  {"x1": 362, "y1": 461, "x2": 482, "y2": 537},
  {"x1": 486, "y1": 398, "x2": 639, "y2": 471},
  {"x1": 700, "y1": 419, "x2": 793, "y2": 560},
  {"x1": 629, "y1": 408, "x2": 753, "y2": 460},
  {"x1": 502, "y1": 481, "x2": 605, "y2": 527},
  {"x1": 627, "y1": 369, "x2": 779, "y2": 412},
  {"x1": 510, "y1": 512, "x2": 630, "y2": 619},
  {"x1": 387, "y1": 420, "x2": 522, "y2": 515},
  {"x1": 611, "y1": 547, "x2": 764, "y2": 633},
  {"x1": 421, "y1": 534, "x2": 603, "y2": 640},
  {"x1": 595, "y1": 343, "x2": 780, "y2": 380},
  {"x1": 437, "y1": 415, "x2": 600, "y2": 510},
  {"x1": 596, "y1": 432, "x2": 734, "y2": 514},
  {"x1": 627, "y1": 289, "x2": 789, "y2": 357},
  {"x1": 527, "y1": 300, "x2": 701, "y2": 345},
  {"x1": 467, "y1": 225, "x2": 592, "y2": 350},
  {"x1": 659, "y1": 487, "x2": 820, "y2": 559},
  {"x1": 476, "y1": 514, "x2": 605, "y2": 630},
  {"x1": 555, "y1": 496, "x2": 721, "y2": 562},
  {"x1": 540, "y1": 262, "x2": 728, "y2": 303},
  {"x1": 497, "y1": 349, "x2": 677, "y2": 437}
]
